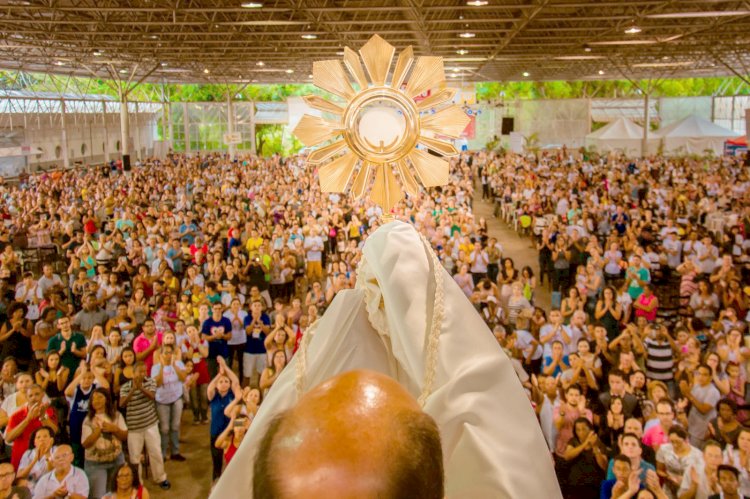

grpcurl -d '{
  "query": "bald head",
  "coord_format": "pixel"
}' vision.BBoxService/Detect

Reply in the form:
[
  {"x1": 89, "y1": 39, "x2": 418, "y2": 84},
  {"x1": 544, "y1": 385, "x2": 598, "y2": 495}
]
[{"x1": 254, "y1": 370, "x2": 443, "y2": 499}]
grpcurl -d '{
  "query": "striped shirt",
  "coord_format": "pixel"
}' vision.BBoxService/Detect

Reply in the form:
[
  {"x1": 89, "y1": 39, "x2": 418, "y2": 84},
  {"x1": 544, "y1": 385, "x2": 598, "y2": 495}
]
[
  {"x1": 119, "y1": 378, "x2": 159, "y2": 431},
  {"x1": 644, "y1": 338, "x2": 674, "y2": 381}
]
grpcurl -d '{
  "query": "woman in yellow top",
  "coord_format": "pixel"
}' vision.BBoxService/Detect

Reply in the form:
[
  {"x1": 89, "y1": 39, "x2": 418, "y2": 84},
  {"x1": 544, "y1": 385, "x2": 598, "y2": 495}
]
[{"x1": 346, "y1": 215, "x2": 362, "y2": 243}]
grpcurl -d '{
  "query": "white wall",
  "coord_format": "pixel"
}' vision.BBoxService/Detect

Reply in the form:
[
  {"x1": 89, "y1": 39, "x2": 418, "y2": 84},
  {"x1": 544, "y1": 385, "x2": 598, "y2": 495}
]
[{"x1": 0, "y1": 111, "x2": 157, "y2": 175}]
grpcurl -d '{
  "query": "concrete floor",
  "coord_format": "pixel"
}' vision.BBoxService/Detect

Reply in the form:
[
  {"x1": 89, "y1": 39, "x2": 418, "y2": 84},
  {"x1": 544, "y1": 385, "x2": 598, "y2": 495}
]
[
  {"x1": 472, "y1": 194, "x2": 551, "y2": 310},
  {"x1": 150, "y1": 192, "x2": 548, "y2": 499}
]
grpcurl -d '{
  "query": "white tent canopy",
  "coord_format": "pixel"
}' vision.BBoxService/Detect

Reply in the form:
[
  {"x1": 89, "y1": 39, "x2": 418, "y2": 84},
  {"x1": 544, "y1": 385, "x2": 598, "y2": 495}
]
[
  {"x1": 585, "y1": 117, "x2": 649, "y2": 157},
  {"x1": 653, "y1": 114, "x2": 740, "y2": 156}
]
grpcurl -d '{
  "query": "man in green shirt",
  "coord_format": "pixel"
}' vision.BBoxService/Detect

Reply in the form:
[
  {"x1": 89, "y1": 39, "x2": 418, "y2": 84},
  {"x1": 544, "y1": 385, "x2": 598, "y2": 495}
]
[{"x1": 46, "y1": 316, "x2": 87, "y2": 372}]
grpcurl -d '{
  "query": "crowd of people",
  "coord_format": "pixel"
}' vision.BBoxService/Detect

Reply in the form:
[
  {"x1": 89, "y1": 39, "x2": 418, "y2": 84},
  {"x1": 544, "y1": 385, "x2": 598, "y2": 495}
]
[
  {"x1": 0, "y1": 150, "x2": 479, "y2": 498},
  {"x1": 478, "y1": 149, "x2": 750, "y2": 499},
  {"x1": 0, "y1": 146, "x2": 748, "y2": 498}
]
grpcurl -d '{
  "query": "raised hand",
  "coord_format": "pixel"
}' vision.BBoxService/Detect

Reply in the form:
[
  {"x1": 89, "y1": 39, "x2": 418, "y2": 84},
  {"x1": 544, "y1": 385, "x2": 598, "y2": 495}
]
[{"x1": 627, "y1": 469, "x2": 641, "y2": 493}]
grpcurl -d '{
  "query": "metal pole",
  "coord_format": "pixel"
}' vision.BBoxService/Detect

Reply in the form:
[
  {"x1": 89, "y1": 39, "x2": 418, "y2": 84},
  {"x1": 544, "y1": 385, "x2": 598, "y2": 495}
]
[
  {"x1": 642, "y1": 93, "x2": 650, "y2": 158},
  {"x1": 250, "y1": 100, "x2": 256, "y2": 155},
  {"x1": 133, "y1": 102, "x2": 141, "y2": 160},
  {"x1": 227, "y1": 92, "x2": 235, "y2": 159},
  {"x1": 161, "y1": 100, "x2": 169, "y2": 149},
  {"x1": 61, "y1": 99, "x2": 70, "y2": 169},
  {"x1": 168, "y1": 101, "x2": 174, "y2": 151}
]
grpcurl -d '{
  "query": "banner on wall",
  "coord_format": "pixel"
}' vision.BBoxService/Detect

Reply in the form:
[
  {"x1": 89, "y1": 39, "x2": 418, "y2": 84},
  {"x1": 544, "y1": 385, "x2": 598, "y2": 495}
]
[
  {"x1": 461, "y1": 113, "x2": 476, "y2": 139},
  {"x1": 456, "y1": 83, "x2": 476, "y2": 106},
  {"x1": 223, "y1": 132, "x2": 242, "y2": 145}
]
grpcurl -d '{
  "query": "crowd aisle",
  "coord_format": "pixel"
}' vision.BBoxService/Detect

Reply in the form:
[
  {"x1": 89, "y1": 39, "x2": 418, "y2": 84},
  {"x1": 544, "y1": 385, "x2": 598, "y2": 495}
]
[{"x1": 0, "y1": 148, "x2": 748, "y2": 499}]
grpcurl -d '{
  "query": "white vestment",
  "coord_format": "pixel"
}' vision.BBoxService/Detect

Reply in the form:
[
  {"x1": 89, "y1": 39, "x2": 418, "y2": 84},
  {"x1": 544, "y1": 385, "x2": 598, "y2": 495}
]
[{"x1": 211, "y1": 221, "x2": 561, "y2": 498}]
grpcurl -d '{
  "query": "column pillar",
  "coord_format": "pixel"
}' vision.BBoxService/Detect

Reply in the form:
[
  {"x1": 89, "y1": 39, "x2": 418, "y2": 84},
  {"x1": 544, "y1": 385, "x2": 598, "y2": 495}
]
[
  {"x1": 102, "y1": 101, "x2": 110, "y2": 162},
  {"x1": 161, "y1": 100, "x2": 170, "y2": 150},
  {"x1": 120, "y1": 95, "x2": 130, "y2": 158},
  {"x1": 60, "y1": 99, "x2": 70, "y2": 169},
  {"x1": 133, "y1": 102, "x2": 141, "y2": 160},
  {"x1": 227, "y1": 93, "x2": 236, "y2": 159},
  {"x1": 642, "y1": 93, "x2": 650, "y2": 158}
]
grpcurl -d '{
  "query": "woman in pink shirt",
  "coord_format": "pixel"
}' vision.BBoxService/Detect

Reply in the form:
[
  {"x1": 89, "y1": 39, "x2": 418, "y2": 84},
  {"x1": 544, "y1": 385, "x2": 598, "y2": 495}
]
[{"x1": 633, "y1": 284, "x2": 658, "y2": 322}]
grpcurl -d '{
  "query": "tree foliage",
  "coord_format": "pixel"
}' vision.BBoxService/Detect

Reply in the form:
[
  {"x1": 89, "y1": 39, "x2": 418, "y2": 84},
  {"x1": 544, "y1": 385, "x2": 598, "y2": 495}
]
[{"x1": 475, "y1": 77, "x2": 749, "y2": 101}]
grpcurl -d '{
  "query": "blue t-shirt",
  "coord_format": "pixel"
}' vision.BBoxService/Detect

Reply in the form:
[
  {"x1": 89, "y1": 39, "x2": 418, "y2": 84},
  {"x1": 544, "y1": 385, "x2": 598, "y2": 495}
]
[
  {"x1": 244, "y1": 313, "x2": 270, "y2": 354},
  {"x1": 67, "y1": 385, "x2": 93, "y2": 441},
  {"x1": 605, "y1": 459, "x2": 655, "y2": 482},
  {"x1": 600, "y1": 479, "x2": 644, "y2": 499},
  {"x1": 543, "y1": 355, "x2": 570, "y2": 376},
  {"x1": 179, "y1": 223, "x2": 198, "y2": 245},
  {"x1": 201, "y1": 317, "x2": 232, "y2": 359},
  {"x1": 209, "y1": 391, "x2": 234, "y2": 437}
]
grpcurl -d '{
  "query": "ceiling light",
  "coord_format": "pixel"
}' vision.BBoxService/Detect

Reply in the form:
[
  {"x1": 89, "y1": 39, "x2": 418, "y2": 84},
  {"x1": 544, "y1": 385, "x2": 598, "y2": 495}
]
[
  {"x1": 583, "y1": 44, "x2": 592, "y2": 52},
  {"x1": 589, "y1": 40, "x2": 657, "y2": 46},
  {"x1": 256, "y1": 61, "x2": 265, "y2": 66},
  {"x1": 466, "y1": 0, "x2": 488, "y2": 5},
  {"x1": 456, "y1": 49, "x2": 469, "y2": 55},
  {"x1": 598, "y1": 70, "x2": 605, "y2": 75},
  {"x1": 444, "y1": 57, "x2": 487, "y2": 62},
  {"x1": 203, "y1": 68, "x2": 210, "y2": 74},
  {"x1": 625, "y1": 25, "x2": 642, "y2": 34},
  {"x1": 241, "y1": 2, "x2": 263, "y2": 7},
  {"x1": 119, "y1": 69, "x2": 128, "y2": 74},
  {"x1": 301, "y1": 34, "x2": 317, "y2": 40},
  {"x1": 285, "y1": 69, "x2": 294, "y2": 74},
  {"x1": 336, "y1": 51, "x2": 345, "y2": 56},
  {"x1": 160, "y1": 62, "x2": 168, "y2": 67},
  {"x1": 92, "y1": 49, "x2": 103, "y2": 56},
  {"x1": 522, "y1": 71, "x2": 530, "y2": 77},
  {"x1": 149, "y1": 35, "x2": 158, "y2": 39},
  {"x1": 449, "y1": 73, "x2": 460, "y2": 78},
  {"x1": 646, "y1": 10, "x2": 749, "y2": 19},
  {"x1": 459, "y1": 32, "x2": 476, "y2": 38},
  {"x1": 451, "y1": 67, "x2": 460, "y2": 73},
  {"x1": 555, "y1": 55, "x2": 605, "y2": 60},
  {"x1": 633, "y1": 61, "x2": 694, "y2": 68},
  {"x1": 54, "y1": 61, "x2": 66, "y2": 66},
  {"x1": 308, "y1": 74, "x2": 313, "y2": 78}
]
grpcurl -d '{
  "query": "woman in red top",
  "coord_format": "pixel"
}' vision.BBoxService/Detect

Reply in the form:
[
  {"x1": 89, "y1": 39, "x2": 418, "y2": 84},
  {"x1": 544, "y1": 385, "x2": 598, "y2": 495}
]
[
  {"x1": 82, "y1": 210, "x2": 98, "y2": 236},
  {"x1": 182, "y1": 325, "x2": 210, "y2": 424},
  {"x1": 214, "y1": 415, "x2": 249, "y2": 466}
]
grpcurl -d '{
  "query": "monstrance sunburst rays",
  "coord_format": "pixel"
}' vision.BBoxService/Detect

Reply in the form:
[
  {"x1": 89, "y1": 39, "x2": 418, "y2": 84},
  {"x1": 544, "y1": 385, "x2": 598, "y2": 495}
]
[{"x1": 293, "y1": 34, "x2": 470, "y2": 212}]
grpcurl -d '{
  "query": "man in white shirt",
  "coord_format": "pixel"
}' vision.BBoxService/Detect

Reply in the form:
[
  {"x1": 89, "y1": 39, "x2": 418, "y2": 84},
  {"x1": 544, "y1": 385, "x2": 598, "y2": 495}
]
[
  {"x1": 662, "y1": 232, "x2": 682, "y2": 271},
  {"x1": 695, "y1": 236, "x2": 718, "y2": 275},
  {"x1": 677, "y1": 441, "x2": 723, "y2": 499},
  {"x1": 32, "y1": 445, "x2": 89, "y2": 499},
  {"x1": 14, "y1": 273, "x2": 42, "y2": 321},
  {"x1": 469, "y1": 243, "x2": 489, "y2": 285},
  {"x1": 37, "y1": 265, "x2": 63, "y2": 297},
  {"x1": 539, "y1": 309, "x2": 575, "y2": 356}
]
